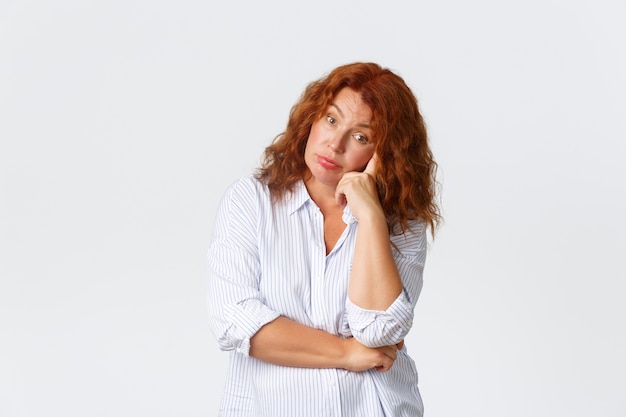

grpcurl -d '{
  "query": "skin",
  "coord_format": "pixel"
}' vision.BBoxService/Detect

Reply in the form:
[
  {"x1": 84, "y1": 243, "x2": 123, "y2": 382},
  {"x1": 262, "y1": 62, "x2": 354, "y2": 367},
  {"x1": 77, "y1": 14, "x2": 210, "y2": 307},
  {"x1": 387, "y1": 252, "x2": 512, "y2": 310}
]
[{"x1": 249, "y1": 88, "x2": 404, "y2": 372}]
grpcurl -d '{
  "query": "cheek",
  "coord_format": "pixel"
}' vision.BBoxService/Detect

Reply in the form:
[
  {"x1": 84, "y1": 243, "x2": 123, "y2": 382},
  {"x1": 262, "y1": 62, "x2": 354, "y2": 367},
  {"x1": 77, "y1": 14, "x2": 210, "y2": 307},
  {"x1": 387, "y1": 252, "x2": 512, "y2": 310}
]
[
  {"x1": 350, "y1": 148, "x2": 375, "y2": 170},
  {"x1": 304, "y1": 128, "x2": 318, "y2": 153},
  {"x1": 308, "y1": 121, "x2": 323, "y2": 140},
  {"x1": 304, "y1": 125, "x2": 318, "y2": 149}
]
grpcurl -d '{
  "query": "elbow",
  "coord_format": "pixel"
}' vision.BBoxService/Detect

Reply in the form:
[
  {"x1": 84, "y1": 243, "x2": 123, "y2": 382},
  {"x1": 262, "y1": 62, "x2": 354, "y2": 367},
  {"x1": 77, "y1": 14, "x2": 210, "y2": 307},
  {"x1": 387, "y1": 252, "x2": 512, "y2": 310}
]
[
  {"x1": 346, "y1": 293, "x2": 414, "y2": 347},
  {"x1": 350, "y1": 318, "x2": 412, "y2": 348},
  {"x1": 208, "y1": 300, "x2": 281, "y2": 356},
  {"x1": 216, "y1": 337, "x2": 236, "y2": 352},
  {"x1": 211, "y1": 324, "x2": 253, "y2": 355},
  {"x1": 208, "y1": 320, "x2": 237, "y2": 352}
]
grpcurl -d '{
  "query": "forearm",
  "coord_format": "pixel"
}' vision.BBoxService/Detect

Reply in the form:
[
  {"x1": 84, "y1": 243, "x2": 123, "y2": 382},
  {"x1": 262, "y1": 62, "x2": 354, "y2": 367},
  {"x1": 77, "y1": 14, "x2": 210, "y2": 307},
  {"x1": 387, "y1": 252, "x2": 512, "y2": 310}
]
[
  {"x1": 348, "y1": 214, "x2": 403, "y2": 311},
  {"x1": 249, "y1": 316, "x2": 397, "y2": 372},
  {"x1": 249, "y1": 317, "x2": 347, "y2": 368}
]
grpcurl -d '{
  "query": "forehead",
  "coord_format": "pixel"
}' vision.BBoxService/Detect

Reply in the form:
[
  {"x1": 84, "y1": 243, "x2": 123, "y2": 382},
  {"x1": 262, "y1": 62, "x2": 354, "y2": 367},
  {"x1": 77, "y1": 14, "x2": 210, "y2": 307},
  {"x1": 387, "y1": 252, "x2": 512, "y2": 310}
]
[{"x1": 329, "y1": 88, "x2": 372, "y2": 123}]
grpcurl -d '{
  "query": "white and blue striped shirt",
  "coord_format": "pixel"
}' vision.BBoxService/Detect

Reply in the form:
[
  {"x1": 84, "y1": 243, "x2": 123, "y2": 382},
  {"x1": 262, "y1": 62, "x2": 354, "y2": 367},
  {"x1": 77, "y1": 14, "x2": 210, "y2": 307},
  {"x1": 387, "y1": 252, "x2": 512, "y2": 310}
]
[{"x1": 207, "y1": 176, "x2": 427, "y2": 417}]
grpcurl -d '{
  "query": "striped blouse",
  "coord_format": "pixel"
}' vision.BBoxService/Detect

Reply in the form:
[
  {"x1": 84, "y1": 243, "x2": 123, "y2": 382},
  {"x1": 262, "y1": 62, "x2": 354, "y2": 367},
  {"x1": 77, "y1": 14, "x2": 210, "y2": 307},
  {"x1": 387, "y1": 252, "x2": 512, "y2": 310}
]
[{"x1": 207, "y1": 176, "x2": 427, "y2": 417}]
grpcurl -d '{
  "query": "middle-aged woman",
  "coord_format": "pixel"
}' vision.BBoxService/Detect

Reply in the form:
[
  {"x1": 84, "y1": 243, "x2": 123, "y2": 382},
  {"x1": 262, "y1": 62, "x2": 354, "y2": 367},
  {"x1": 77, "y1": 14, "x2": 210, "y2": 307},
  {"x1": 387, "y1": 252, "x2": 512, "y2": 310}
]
[{"x1": 208, "y1": 62, "x2": 441, "y2": 416}]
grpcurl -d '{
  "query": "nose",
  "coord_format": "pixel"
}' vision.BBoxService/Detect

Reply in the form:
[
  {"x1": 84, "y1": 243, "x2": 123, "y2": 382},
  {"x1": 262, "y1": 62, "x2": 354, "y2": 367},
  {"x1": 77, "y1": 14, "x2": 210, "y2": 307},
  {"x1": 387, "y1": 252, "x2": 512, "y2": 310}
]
[{"x1": 328, "y1": 133, "x2": 346, "y2": 153}]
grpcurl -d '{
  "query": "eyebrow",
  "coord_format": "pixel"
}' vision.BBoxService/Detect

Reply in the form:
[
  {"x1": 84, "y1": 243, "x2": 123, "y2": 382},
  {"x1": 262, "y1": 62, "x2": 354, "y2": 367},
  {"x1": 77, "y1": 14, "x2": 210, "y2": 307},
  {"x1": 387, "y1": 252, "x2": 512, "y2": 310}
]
[{"x1": 330, "y1": 103, "x2": 371, "y2": 129}]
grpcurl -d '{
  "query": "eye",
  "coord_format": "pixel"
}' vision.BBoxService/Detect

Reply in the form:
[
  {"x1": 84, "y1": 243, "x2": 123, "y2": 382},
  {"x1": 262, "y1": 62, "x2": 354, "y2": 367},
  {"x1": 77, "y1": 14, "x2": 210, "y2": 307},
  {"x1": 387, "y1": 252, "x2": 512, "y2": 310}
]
[
  {"x1": 354, "y1": 133, "x2": 369, "y2": 144},
  {"x1": 326, "y1": 115, "x2": 336, "y2": 125}
]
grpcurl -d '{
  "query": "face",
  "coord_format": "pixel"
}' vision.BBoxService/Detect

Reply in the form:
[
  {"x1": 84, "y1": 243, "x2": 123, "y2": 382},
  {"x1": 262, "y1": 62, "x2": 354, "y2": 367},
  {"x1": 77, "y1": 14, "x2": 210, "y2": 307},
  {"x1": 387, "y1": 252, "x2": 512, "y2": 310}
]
[{"x1": 304, "y1": 87, "x2": 375, "y2": 190}]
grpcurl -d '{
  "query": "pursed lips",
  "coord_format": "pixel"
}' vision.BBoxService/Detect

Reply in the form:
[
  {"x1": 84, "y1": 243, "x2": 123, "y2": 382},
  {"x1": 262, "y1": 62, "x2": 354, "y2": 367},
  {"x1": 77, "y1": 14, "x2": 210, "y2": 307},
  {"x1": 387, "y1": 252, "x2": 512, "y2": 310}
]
[{"x1": 317, "y1": 155, "x2": 340, "y2": 169}]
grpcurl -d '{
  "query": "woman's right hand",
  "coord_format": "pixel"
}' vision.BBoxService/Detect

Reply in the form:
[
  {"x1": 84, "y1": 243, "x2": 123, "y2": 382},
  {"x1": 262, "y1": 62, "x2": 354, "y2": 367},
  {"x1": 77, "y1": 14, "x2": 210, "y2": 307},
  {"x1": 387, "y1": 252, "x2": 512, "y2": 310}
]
[{"x1": 342, "y1": 337, "x2": 399, "y2": 372}]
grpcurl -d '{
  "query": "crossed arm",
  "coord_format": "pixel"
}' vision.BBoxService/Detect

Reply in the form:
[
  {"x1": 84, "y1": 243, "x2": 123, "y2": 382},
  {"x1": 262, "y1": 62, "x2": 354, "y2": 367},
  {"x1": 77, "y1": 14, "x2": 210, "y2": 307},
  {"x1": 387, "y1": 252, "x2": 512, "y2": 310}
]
[{"x1": 249, "y1": 316, "x2": 400, "y2": 372}]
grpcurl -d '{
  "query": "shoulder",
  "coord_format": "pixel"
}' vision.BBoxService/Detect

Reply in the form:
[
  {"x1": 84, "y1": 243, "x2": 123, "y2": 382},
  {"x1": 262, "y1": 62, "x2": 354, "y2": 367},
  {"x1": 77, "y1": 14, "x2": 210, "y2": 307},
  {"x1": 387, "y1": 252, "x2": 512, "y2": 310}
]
[
  {"x1": 220, "y1": 175, "x2": 270, "y2": 205},
  {"x1": 212, "y1": 176, "x2": 271, "y2": 232}
]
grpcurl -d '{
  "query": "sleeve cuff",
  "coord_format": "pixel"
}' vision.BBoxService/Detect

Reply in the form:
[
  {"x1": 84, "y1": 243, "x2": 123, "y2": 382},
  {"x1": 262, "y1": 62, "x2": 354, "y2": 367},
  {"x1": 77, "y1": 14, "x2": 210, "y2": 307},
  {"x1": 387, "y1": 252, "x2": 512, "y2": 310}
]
[
  {"x1": 224, "y1": 299, "x2": 281, "y2": 356},
  {"x1": 345, "y1": 291, "x2": 413, "y2": 346}
]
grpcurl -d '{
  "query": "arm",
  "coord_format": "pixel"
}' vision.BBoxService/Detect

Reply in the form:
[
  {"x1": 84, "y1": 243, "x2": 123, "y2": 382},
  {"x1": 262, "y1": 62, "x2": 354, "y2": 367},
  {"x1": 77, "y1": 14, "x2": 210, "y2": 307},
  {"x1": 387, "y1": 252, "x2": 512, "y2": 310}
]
[
  {"x1": 335, "y1": 158, "x2": 426, "y2": 347},
  {"x1": 336, "y1": 156, "x2": 403, "y2": 311},
  {"x1": 250, "y1": 316, "x2": 398, "y2": 372},
  {"x1": 346, "y1": 224, "x2": 426, "y2": 347},
  {"x1": 349, "y1": 209, "x2": 402, "y2": 310},
  {"x1": 207, "y1": 179, "x2": 280, "y2": 354}
]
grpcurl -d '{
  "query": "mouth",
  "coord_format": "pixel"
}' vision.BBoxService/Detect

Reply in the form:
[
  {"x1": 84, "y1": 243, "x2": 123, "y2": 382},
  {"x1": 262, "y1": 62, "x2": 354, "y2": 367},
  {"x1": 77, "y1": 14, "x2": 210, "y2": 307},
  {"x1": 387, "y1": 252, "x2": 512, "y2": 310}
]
[{"x1": 317, "y1": 155, "x2": 340, "y2": 170}]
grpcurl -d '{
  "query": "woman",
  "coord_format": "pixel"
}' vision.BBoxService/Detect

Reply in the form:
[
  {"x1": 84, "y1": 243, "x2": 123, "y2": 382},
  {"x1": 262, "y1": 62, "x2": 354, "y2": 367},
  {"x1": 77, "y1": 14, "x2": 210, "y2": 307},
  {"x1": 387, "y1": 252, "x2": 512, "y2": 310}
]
[{"x1": 207, "y1": 62, "x2": 440, "y2": 416}]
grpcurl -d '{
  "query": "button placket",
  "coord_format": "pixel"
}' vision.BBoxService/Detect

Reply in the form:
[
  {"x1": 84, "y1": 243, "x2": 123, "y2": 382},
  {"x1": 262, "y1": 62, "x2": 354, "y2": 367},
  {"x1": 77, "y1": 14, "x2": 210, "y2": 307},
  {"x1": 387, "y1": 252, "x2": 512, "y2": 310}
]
[{"x1": 309, "y1": 205, "x2": 326, "y2": 329}]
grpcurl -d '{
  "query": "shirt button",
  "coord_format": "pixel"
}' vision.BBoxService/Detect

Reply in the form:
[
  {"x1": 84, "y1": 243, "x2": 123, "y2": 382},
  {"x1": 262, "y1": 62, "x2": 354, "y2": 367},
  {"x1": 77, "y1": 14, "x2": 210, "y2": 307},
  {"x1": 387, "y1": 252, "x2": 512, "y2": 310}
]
[{"x1": 328, "y1": 379, "x2": 335, "y2": 386}]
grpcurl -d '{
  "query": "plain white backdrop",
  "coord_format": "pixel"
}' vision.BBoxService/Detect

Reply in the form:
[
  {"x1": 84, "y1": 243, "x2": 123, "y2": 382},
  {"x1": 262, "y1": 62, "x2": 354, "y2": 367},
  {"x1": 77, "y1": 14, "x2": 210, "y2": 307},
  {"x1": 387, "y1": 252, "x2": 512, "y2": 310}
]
[{"x1": 1, "y1": 0, "x2": 625, "y2": 416}]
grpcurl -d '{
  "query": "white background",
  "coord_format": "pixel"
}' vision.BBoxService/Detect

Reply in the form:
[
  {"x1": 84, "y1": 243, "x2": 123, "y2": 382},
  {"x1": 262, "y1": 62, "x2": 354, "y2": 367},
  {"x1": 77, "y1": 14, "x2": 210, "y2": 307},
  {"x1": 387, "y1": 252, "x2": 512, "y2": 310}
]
[{"x1": 1, "y1": 0, "x2": 625, "y2": 416}]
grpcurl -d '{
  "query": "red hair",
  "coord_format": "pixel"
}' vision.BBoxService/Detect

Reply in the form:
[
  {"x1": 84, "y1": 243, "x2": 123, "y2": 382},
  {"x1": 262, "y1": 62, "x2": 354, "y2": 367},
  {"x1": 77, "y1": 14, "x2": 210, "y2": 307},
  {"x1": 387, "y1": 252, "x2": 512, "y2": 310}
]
[{"x1": 256, "y1": 62, "x2": 441, "y2": 235}]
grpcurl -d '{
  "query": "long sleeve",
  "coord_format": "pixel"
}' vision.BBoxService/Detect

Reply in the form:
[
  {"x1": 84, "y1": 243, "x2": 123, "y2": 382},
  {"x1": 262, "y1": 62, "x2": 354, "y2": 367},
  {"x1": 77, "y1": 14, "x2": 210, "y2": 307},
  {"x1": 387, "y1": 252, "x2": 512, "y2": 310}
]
[
  {"x1": 207, "y1": 178, "x2": 281, "y2": 356},
  {"x1": 345, "y1": 220, "x2": 427, "y2": 347}
]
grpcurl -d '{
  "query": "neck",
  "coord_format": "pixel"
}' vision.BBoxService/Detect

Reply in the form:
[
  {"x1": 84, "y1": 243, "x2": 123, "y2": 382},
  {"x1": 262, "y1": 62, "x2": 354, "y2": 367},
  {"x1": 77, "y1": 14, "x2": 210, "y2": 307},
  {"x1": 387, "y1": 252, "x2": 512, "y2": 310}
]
[{"x1": 303, "y1": 176, "x2": 341, "y2": 215}]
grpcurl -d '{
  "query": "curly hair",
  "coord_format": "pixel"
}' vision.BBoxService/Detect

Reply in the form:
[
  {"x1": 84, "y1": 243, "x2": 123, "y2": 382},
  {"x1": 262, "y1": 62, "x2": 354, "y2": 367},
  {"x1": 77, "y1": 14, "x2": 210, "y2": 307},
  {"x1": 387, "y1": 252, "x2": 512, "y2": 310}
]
[{"x1": 256, "y1": 62, "x2": 441, "y2": 235}]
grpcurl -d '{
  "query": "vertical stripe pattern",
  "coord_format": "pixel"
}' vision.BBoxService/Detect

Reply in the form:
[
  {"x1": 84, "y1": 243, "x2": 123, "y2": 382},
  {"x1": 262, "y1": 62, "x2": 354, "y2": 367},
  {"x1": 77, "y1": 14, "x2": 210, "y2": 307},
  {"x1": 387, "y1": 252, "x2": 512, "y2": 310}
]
[{"x1": 207, "y1": 176, "x2": 426, "y2": 417}]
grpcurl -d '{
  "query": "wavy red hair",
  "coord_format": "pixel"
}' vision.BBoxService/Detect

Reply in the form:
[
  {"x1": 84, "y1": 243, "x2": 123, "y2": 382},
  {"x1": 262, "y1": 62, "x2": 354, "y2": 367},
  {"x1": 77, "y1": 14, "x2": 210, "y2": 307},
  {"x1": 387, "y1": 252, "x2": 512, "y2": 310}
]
[{"x1": 256, "y1": 62, "x2": 441, "y2": 235}]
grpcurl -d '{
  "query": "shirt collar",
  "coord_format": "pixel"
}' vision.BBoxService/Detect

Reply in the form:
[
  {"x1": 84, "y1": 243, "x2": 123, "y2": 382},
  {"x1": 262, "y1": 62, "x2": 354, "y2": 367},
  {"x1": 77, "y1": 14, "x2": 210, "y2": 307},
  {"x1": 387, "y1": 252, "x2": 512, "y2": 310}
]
[
  {"x1": 285, "y1": 180, "x2": 357, "y2": 226},
  {"x1": 286, "y1": 180, "x2": 312, "y2": 215}
]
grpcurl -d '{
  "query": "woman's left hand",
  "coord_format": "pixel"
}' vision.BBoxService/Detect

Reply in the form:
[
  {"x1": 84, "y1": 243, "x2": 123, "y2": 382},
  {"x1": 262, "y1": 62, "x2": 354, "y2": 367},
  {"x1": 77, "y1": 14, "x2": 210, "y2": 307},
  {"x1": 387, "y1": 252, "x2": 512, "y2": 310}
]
[{"x1": 335, "y1": 154, "x2": 384, "y2": 222}]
